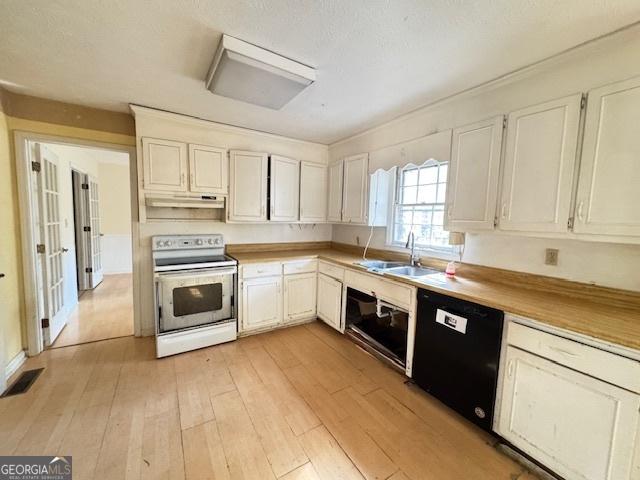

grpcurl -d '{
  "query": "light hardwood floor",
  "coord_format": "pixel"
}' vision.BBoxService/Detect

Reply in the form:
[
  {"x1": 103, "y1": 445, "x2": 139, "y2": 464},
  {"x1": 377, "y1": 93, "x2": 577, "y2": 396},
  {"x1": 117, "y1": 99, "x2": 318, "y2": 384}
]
[
  {"x1": 1, "y1": 322, "x2": 538, "y2": 480},
  {"x1": 51, "y1": 274, "x2": 134, "y2": 348}
]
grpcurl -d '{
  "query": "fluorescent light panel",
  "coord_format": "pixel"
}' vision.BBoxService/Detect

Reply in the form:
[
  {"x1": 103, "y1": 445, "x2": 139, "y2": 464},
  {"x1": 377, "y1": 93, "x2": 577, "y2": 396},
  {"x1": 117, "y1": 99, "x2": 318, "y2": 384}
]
[{"x1": 205, "y1": 35, "x2": 315, "y2": 109}]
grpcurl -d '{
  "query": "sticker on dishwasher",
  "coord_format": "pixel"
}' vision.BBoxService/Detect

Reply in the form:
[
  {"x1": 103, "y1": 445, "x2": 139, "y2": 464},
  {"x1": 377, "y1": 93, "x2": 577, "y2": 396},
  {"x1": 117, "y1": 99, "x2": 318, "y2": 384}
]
[{"x1": 436, "y1": 309, "x2": 468, "y2": 334}]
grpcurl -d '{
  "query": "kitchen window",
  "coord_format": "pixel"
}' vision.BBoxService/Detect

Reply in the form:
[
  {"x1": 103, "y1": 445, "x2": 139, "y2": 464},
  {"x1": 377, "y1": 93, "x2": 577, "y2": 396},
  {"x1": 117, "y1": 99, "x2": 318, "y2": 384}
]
[{"x1": 390, "y1": 161, "x2": 452, "y2": 251}]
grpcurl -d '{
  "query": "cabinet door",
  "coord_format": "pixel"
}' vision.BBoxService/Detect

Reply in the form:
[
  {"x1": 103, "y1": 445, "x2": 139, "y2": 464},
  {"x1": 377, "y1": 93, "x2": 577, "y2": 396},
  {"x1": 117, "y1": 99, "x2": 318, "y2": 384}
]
[
  {"x1": 327, "y1": 160, "x2": 344, "y2": 222},
  {"x1": 283, "y1": 272, "x2": 317, "y2": 323},
  {"x1": 300, "y1": 162, "x2": 328, "y2": 222},
  {"x1": 497, "y1": 346, "x2": 640, "y2": 480},
  {"x1": 574, "y1": 76, "x2": 640, "y2": 236},
  {"x1": 229, "y1": 150, "x2": 268, "y2": 222},
  {"x1": 446, "y1": 116, "x2": 504, "y2": 230},
  {"x1": 241, "y1": 276, "x2": 282, "y2": 332},
  {"x1": 342, "y1": 153, "x2": 369, "y2": 224},
  {"x1": 188, "y1": 144, "x2": 228, "y2": 194},
  {"x1": 499, "y1": 95, "x2": 582, "y2": 233},
  {"x1": 142, "y1": 137, "x2": 188, "y2": 192},
  {"x1": 270, "y1": 155, "x2": 300, "y2": 222},
  {"x1": 317, "y1": 273, "x2": 342, "y2": 331}
]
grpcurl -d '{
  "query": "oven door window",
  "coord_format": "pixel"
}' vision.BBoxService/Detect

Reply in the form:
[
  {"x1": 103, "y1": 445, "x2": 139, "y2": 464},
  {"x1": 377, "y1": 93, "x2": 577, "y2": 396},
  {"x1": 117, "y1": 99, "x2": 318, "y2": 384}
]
[
  {"x1": 159, "y1": 272, "x2": 234, "y2": 334},
  {"x1": 173, "y1": 283, "x2": 222, "y2": 317}
]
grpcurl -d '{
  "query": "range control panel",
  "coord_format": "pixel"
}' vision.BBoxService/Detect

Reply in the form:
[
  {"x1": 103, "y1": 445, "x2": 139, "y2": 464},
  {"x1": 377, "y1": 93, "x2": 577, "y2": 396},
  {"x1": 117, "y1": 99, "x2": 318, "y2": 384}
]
[{"x1": 152, "y1": 234, "x2": 223, "y2": 250}]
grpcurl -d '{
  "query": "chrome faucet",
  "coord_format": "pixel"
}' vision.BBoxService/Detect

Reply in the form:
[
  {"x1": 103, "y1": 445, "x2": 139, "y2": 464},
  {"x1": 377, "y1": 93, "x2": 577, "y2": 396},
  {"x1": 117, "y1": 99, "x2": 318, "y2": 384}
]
[{"x1": 405, "y1": 231, "x2": 419, "y2": 266}]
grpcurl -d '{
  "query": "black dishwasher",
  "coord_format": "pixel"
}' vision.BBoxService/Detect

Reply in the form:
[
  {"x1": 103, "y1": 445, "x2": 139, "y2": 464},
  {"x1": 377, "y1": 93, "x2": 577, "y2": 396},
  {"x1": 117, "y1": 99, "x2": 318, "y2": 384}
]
[{"x1": 413, "y1": 289, "x2": 504, "y2": 432}]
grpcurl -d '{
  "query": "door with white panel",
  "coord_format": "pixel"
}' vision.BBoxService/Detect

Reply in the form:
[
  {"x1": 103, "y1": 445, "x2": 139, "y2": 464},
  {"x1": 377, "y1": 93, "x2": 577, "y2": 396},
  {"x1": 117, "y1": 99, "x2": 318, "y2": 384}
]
[
  {"x1": 270, "y1": 155, "x2": 300, "y2": 222},
  {"x1": 499, "y1": 94, "x2": 583, "y2": 233},
  {"x1": 300, "y1": 162, "x2": 327, "y2": 222},
  {"x1": 342, "y1": 153, "x2": 369, "y2": 224},
  {"x1": 497, "y1": 346, "x2": 640, "y2": 480},
  {"x1": 241, "y1": 276, "x2": 282, "y2": 332},
  {"x1": 574, "y1": 76, "x2": 640, "y2": 236},
  {"x1": 446, "y1": 116, "x2": 504, "y2": 231},
  {"x1": 317, "y1": 273, "x2": 342, "y2": 331},
  {"x1": 87, "y1": 176, "x2": 103, "y2": 288},
  {"x1": 283, "y1": 272, "x2": 317, "y2": 323},
  {"x1": 188, "y1": 144, "x2": 228, "y2": 194},
  {"x1": 229, "y1": 150, "x2": 268, "y2": 222},
  {"x1": 35, "y1": 144, "x2": 67, "y2": 346},
  {"x1": 327, "y1": 160, "x2": 344, "y2": 222},
  {"x1": 142, "y1": 137, "x2": 188, "y2": 192}
]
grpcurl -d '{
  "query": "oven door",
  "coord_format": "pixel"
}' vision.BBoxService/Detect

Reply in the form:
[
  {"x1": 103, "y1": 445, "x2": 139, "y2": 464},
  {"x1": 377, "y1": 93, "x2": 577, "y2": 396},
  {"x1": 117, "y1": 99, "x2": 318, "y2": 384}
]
[{"x1": 156, "y1": 267, "x2": 236, "y2": 335}]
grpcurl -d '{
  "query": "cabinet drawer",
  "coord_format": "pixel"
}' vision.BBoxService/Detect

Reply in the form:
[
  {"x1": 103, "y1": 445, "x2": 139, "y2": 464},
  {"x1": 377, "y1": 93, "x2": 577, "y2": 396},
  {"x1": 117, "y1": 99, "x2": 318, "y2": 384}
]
[
  {"x1": 283, "y1": 259, "x2": 317, "y2": 275},
  {"x1": 318, "y1": 261, "x2": 345, "y2": 281},
  {"x1": 241, "y1": 262, "x2": 282, "y2": 279},
  {"x1": 508, "y1": 322, "x2": 640, "y2": 393},
  {"x1": 344, "y1": 270, "x2": 414, "y2": 309}
]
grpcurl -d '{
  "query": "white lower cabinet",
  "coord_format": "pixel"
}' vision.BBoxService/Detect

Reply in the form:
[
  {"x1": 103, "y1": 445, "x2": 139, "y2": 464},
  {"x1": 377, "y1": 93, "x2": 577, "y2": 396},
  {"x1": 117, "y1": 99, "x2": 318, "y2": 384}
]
[
  {"x1": 317, "y1": 273, "x2": 342, "y2": 331},
  {"x1": 497, "y1": 325, "x2": 640, "y2": 480},
  {"x1": 283, "y1": 272, "x2": 317, "y2": 323},
  {"x1": 241, "y1": 276, "x2": 282, "y2": 332}
]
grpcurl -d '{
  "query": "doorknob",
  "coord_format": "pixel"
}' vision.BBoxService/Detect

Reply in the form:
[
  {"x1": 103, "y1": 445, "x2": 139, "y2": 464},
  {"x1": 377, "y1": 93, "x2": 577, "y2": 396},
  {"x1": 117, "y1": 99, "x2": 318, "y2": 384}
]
[
  {"x1": 0, "y1": 273, "x2": 5, "y2": 278},
  {"x1": 62, "y1": 248, "x2": 69, "y2": 253}
]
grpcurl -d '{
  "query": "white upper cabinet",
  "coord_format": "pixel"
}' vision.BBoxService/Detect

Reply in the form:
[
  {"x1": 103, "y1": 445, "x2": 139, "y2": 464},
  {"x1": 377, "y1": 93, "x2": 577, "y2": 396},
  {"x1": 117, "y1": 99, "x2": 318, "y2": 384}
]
[
  {"x1": 368, "y1": 168, "x2": 394, "y2": 227},
  {"x1": 574, "y1": 76, "x2": 640, "y2": 237},
  {"x1": 446, "y1": 116, "x2": 504, "y2": 231},
  {"x1": 499, "y1": 94, "x2": 583, "y2": 233},
  {"x1": 270, "y1": 155, "x2": 300, "y2": 222},
  {"x1": 342, "y1": 153, "x2": 369, "y2": 224},
  {"x1": 142, "y1": 137, "x2": 188, "y2": 192},
  {"x1": 300, "y1": 162, "x2": 327, "y2": 223},
  {"x1": 188, "y1": 144, "x2": 228, "y2": 194},
  {"x1": 327, "y1": 160, "x2": 344, "y2": 222},
  {"x1": 229, "y1": 150, "x2": 268, "y2": 222}
]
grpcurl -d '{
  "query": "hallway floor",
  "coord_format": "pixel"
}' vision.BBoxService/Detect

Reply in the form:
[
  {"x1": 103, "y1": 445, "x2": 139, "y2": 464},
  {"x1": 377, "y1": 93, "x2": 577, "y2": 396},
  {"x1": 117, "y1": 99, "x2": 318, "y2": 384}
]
[
  {"x1": 1, "y1": 322, "x2": 538, "y2": 480},
  {"x1": 51, "y1": 273, "x2": 134, "y2": 348}
]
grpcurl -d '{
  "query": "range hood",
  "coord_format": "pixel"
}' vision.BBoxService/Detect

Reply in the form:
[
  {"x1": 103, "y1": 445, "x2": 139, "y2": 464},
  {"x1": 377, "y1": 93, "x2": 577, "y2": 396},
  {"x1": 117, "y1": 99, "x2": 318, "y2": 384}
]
[{"x1": 145, "y1": 193, "x2": 225, "y2": 209}]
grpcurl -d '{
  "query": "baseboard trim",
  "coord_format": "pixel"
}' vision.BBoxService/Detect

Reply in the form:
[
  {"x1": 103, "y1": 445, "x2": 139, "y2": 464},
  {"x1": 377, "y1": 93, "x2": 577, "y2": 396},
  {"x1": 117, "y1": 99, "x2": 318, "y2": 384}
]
[{"x1": 5, "y1": 350, "x2": 27, "y2": 381}]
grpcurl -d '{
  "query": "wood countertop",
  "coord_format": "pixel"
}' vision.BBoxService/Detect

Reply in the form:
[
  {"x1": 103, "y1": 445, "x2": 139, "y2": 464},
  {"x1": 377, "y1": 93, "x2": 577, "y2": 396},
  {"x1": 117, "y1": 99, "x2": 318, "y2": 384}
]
[{"x1": 229, "y1": 247, "x2": 640, "y2": 352}]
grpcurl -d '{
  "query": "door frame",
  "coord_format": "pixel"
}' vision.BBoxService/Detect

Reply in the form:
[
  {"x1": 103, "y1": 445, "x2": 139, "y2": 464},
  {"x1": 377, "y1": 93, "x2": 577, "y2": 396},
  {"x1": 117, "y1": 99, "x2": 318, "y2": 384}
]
[{"x1": 15, "y1": 131, "x2": 140, "y2": 356}]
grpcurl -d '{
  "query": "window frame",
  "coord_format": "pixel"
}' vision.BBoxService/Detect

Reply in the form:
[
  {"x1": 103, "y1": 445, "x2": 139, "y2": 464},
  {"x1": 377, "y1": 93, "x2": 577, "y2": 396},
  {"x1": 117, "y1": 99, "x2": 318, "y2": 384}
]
[{"x1": 385, "y1": 159, "x2": 455, "y2": 256}]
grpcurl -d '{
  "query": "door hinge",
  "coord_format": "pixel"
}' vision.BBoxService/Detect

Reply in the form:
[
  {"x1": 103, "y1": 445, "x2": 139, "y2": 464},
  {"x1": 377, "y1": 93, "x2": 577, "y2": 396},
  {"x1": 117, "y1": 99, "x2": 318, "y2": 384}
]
[
  {"x1": 567, "y1": 217, "x2": 574, "y2": 229},
  {"x1": 31, "y1": 161, "x2": 41, "y2": 172},
  {"x1": 580, "y1": 94, "x2": 586, "y2": 110},
  {"x1": 493, "y1": 217, "x2": 498, "y2": 227},
  {"x1": 81, "y1": 183, "x2": 89, "y2": 190},
  {"x1": 36, "y1": 243, "x2": 46, "y2": 254},
  {"x1": 85, "y1": 267, "x2": 93, "y2": 273},
  {"x1": 502, "y1": 116, "x2": 507, "y2": 129},
  {"x1": 83, "y1": 226, "x2": 91, "y2": 232},
  {"x1": 41, "y1": 318, "x2": 50, "y2": 328}
]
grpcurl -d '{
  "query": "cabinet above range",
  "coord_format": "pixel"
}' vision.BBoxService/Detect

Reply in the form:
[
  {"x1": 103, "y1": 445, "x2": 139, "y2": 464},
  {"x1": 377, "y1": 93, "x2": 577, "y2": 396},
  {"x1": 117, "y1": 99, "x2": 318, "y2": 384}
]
[{"x1": 131, "y1": 105, "x2": 329, "y2": 223}]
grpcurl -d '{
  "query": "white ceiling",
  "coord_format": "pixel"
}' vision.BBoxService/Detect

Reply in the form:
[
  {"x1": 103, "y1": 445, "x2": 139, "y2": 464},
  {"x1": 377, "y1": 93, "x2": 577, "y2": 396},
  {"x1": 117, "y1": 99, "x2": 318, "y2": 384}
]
[{"x1": 1, "y1": 1, "x2": 639, "y2": 144}]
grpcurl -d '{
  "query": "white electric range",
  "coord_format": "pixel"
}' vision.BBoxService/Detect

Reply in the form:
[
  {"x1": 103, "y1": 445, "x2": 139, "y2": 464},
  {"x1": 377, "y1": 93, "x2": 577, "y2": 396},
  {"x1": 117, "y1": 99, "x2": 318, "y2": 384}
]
[{"x1": 152, "y1": 234, "x2": 237, "y2": 358}]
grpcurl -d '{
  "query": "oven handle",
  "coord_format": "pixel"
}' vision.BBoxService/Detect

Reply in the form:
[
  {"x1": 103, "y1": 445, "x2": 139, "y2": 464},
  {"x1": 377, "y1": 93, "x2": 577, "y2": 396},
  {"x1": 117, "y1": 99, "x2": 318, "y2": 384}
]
[{"x1": 155, "y1": 267, "x2": 237, "y2": 281}]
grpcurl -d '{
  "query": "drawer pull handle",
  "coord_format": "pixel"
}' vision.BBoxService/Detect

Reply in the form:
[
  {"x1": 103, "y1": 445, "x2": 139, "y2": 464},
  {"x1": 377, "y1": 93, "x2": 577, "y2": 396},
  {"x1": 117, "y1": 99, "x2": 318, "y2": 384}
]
[{"x1": 549, "y1": 346, "x2": 578, "y2": 357}]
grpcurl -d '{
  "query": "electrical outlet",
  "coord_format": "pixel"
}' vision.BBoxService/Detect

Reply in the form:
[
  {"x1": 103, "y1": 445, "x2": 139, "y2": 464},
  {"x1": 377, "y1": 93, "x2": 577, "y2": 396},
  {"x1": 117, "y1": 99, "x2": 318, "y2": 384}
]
[{"x1": 545, "y1": 248, "x2": 559, "y2": 266}]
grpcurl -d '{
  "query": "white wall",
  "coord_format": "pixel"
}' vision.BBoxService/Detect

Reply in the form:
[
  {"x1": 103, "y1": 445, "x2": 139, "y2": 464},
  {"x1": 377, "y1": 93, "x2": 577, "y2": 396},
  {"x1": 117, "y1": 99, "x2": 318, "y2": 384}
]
[
  {"x1": 330, "y1": 27, "x2": 640, "y2": 292},
  {"x1": 98, "y1": 161, "x2": 132, "y2": 274},
  {"x1": 134, "y1": 109, "x2": 332, "y2": 335}
]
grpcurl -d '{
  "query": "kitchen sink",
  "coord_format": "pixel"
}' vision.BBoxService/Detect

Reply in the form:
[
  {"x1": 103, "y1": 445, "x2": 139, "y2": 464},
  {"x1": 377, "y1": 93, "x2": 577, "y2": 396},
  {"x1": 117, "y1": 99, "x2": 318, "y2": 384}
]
[
  {"x1": 357, "y1": 260, "x2": 407, "y2": 270},
  {"x1": 383, "y1": 265, "x2": 441, "y2": 278}
]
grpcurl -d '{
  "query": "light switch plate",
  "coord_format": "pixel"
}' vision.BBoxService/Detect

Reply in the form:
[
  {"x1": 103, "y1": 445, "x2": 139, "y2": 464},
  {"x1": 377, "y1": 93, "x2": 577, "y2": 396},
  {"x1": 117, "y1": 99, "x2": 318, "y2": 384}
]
[{"x1": 545, "y1": 248, "x2": 559, "y2": 266}]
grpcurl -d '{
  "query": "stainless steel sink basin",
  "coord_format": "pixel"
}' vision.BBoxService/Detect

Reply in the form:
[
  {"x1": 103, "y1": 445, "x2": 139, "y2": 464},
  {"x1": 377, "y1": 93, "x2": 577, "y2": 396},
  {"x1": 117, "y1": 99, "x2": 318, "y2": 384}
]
[
  {"x1": 383, "y1": 265, "x2": 441, "y2": 278},
  {"x1": 357, "y1": 260, "x2": 407, "y2": 270}
]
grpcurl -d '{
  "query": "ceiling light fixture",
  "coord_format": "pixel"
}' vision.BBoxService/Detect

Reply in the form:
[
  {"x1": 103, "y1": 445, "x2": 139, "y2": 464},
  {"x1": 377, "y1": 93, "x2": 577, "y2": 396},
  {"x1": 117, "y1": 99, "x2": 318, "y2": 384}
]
[{"x1": 205, "y1": 35, "x2": 316, "y2": 110}]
